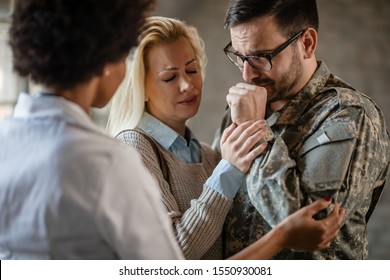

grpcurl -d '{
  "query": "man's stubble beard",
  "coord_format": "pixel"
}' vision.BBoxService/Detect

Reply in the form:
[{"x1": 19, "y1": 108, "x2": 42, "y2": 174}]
[{"x1": 266, "y1": 46, "x2": 303, "y2": 105}]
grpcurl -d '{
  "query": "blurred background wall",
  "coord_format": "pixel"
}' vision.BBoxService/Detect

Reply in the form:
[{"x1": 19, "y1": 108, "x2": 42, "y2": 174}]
[{"x1": 0, "y1": 0, "x2": 389, "y2": 259}]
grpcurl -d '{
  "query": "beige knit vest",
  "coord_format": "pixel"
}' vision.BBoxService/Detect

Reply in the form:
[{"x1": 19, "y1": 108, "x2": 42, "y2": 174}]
[{"x1": 117, "y1": 130, "x2": 233, "y2": 259}]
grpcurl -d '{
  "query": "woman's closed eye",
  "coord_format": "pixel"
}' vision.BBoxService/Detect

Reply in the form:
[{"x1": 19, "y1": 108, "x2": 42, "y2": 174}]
[
  {"x1": 162, "y1": 70, "x2": 197, "y2": 82},
  {"x1": 186, "y1": 69, "x2": 198, "y2": 74},
  {"x1": 162, "y1": 75, "x2": 176, "y2": 82}
]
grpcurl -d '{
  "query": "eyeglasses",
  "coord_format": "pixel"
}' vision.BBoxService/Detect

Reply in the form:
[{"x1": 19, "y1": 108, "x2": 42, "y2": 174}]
[{"x1": 223, "y1": 29, "x2": 305, "y2": 72}]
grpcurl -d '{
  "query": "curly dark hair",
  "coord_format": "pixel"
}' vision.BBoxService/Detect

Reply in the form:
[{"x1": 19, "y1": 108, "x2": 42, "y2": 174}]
[{"x1": 9, "y1": 0, "x2": 155, "y2": 90}]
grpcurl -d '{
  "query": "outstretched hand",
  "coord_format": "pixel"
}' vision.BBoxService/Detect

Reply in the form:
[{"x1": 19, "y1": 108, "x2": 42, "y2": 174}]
[{"x1": 278, "y1": 199, "x2": 346, "y2": 251}]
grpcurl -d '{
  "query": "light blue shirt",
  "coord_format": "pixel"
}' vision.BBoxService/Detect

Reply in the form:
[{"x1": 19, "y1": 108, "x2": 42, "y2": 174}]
[
  {"x1": 138, "y1": 112, "x2": 244, "y2": 198},
  {"x1": 0, "y1": 93, "x2": 183, "y2": 259}
]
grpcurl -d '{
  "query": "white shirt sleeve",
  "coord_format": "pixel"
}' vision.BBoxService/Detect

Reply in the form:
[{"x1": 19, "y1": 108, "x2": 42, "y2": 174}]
[{"x1": 95, "y1": 146, "x2": 184, "y2": 260}]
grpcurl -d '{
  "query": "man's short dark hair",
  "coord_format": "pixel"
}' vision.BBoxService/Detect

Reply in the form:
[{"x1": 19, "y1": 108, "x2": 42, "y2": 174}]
[
  {"x1": 9, "y1": 0, "x2": 154, "y2": 90},
  {"x1": 224, "y1": 0, "x2": 319, "y2": 37}
]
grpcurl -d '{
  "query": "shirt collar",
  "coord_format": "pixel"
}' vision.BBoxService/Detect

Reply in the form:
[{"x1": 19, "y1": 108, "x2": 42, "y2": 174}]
[
  {"x1": 271, "y1": 61, "x2": 331, "y2": 126},
  {"x1": 13, "y1": 92, "x2": 103, "y2": 134},
  {"x1": 138, "y1": 112, "x2": 199, "y2": 150}
]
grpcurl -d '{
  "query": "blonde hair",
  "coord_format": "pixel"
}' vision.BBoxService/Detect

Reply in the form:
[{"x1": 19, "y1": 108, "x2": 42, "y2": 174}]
[{"x1": 107, "y1": 16, "x2": 207, "y2": 136}]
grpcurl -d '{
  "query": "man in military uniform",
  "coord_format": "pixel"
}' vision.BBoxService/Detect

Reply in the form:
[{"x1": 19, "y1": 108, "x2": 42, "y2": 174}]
[{"x1": 214, "y1": 0, "x2": 390, "y2": 259}]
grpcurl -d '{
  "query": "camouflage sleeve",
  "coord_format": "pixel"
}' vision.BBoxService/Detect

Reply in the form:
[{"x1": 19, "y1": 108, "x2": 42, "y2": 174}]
[{"x1": 246, "y1": 106, "x2": 389, "y2": 227}]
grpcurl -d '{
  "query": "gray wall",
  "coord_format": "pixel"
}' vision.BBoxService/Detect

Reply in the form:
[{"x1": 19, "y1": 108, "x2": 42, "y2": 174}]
[{"x1": 155, "y1": 0, "x2": 390, "y2": 259}]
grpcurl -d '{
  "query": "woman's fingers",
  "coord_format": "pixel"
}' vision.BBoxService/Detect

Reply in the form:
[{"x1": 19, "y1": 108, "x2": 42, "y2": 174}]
[
  {"x1": 237, "y1": 123, "x2": 268, "y2": 153},
  {"x1": 314, "y1": 203, "x2": 346, "y2": 249},
  {"x1": 303, "y1": 199, "x2": 332, "y2": 217},
  {"x1": 221, "y1": 120, "x2": 269, "y2": 173},
  {"x1": 244, "y1": 141, "x2": 268, "y2": 163},
  {"x1": 221, "y1": 122, "x2": 238, "y2": 144},
  {"x1": 222, "y1": 120, "x2": 259, "y2": 144},
  {"x1": 281, "y1": 200, "x2": 346, "y2": 251}
]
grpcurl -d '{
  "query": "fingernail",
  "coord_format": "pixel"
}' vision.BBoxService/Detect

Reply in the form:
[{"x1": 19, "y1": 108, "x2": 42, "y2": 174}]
[{"x1": 325, "y1": 196, "x2": 332, "y2": 202}]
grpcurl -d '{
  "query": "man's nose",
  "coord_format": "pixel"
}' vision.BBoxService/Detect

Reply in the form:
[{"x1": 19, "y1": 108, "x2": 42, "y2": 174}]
[{"x1": 241, "y1": 60, "x2": 260, "y2": 82}]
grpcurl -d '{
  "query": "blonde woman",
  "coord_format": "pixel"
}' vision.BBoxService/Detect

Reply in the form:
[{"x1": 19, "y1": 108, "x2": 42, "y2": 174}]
[{"x1": 107, "y1": 16, "x2": 344, "y2": 260}]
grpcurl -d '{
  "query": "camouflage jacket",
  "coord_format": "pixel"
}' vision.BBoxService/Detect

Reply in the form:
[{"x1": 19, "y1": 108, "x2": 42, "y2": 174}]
[{"x1": 214, "y1": 61, "x2": 390, "y2": 259}]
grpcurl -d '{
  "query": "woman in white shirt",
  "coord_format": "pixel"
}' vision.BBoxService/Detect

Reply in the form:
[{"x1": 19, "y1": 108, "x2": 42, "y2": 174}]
[{"x1": 0, "y1": 0, "x2": 183, "y2": 259}]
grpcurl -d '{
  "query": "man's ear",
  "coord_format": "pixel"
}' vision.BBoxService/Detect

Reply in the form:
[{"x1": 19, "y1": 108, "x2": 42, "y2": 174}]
[{"x1": 301, "y1": 28, "x2": 317, "y2": 59}]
